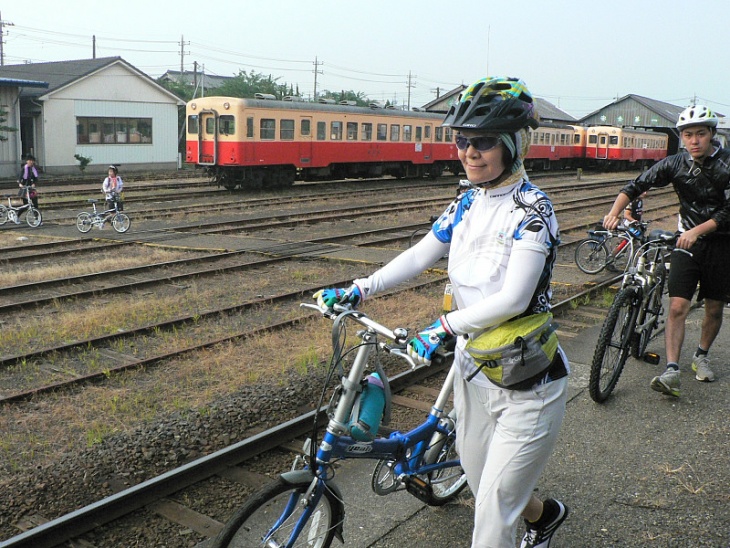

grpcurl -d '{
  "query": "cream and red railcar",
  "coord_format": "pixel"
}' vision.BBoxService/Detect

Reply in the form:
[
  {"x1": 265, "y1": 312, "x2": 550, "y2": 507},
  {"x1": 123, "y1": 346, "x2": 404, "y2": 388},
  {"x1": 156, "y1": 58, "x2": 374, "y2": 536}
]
[
  {"x1": 185, "y1": 96, "x2": 462, "y2": 189},
  {"x1": 585, "y1": 126, "x2": 668, "y2": 169},
  {"x1": 524, "y1": 122, "x2": 586, "y2": 170}
]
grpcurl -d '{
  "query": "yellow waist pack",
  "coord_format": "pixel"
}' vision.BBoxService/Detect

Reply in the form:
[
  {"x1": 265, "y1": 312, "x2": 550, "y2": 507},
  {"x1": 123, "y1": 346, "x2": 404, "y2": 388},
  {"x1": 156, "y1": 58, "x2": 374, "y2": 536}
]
[{"x1": 465, "y1": 312, "x2": 559, "y2": 389}]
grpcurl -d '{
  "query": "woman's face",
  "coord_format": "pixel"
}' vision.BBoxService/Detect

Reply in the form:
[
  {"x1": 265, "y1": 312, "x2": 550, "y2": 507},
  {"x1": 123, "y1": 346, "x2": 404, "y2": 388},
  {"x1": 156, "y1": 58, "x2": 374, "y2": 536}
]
[
  {"x1": 457, "y1": 131, "x2": 507, "y2": 184},
  {"x1": 108, "y1": 169, "x2": 116, "y2": 178}
]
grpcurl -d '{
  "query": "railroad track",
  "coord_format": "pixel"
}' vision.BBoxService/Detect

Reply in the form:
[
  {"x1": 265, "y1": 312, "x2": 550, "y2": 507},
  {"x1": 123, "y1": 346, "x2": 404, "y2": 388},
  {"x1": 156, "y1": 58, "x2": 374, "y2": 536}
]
[{"x1": 0, "y1": 276, "x2": 626, "y2": 548}]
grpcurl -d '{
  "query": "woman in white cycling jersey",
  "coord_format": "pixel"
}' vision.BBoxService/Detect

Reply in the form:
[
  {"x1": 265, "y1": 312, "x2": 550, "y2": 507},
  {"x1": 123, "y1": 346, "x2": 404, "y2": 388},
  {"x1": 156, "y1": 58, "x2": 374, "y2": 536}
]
[{"x1": 315, "y1": 77, "x2": 569, "y2": 548}]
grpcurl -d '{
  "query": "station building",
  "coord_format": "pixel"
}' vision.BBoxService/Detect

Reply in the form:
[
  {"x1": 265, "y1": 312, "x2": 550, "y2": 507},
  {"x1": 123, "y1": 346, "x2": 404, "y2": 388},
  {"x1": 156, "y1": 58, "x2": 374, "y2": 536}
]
[{"x1": 0, "y1": 57, "x2": 184, "y2": 177}]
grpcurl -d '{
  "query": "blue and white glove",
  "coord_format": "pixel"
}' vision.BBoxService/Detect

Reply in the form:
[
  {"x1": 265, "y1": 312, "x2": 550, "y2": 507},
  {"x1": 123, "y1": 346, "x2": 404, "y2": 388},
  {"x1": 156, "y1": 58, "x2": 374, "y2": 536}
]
[
  {"x1": 313, "y1": 284, "x2": 363, "y2": 310},
  {"x1": 408, "y1": 316, "x2": 453, "y2": 366}
]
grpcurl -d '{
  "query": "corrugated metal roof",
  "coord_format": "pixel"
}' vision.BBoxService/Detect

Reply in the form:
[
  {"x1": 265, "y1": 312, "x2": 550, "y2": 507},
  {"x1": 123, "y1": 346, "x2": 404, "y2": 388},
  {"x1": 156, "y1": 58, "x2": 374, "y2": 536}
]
[{"x1": 0, "y1": 77, "x2": 49, "y2": 88}]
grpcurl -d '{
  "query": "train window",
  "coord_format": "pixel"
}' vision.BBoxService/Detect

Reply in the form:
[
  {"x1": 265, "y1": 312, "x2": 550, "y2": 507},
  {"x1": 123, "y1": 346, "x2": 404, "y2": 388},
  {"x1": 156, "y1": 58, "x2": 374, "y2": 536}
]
[
  {"x1": 573, "y1": 134, "x2": 581, "y2": 144},
  {"x1": 445, "y1": 128, "x2": 453, "y2": 141},
  {"x1": 403, "y1": 125, "x2": 412, "y2": 141},
  {"x1": 330, "y1": 121, "x2": 343, "y2": 140},
  {"x1": 390, "y1": 125, "x2": 400, "y2": 141},
  {"x1": 317, "y1": 121, "x2": 326, "y2": 140},
  {"x1": 609, "y1": 136, "x2": 618, "y2": 145},
  {"x1": 247, "y1": 117, "x2": 254, "y2": 138},
  {"x1": 377, "y1": 123, "x2": 387, "y2": 141},
  {"x1": 300, "y1": 119, "x2": 311, "y2": 136},
  {"x1": 281, "y1": 119, "x2": 295, "y2": 140},
  {"x1": 588, "y1": 135, "x2": 597, "y2": 144},
  {"x1": 435, "y1": 127, "x2": 443, "y2": 142},
  {"x1": 415, "y1": 127, "x2": 422, "y2": 141},
  {"x1": 187, "y1": 115, "x2": 199, "y2": 135},
  {"x1": 361, "y1": 123, "x2": 372, "y2": 140},
  {"x1": 347, "y1": 122, "x2": 358, "y2": 140},
  {"x1": 532, "y1": 132, "x2": 538, "y2": 144},
  {"x1": 600, "y1": 136, "x2": 607, "y2": 145},
  {"x1": 206, "y1": 117, "x2": 215, "y2": 135},
  {"x1": 260, "y1": 118, "x2": 276, "y2": 140},
  {"x1": 219, "y1": 115, "x2": 235, "y2": 136},
  {"x1": 424, "y1": 126, "x2": 431, "y2": 139}
]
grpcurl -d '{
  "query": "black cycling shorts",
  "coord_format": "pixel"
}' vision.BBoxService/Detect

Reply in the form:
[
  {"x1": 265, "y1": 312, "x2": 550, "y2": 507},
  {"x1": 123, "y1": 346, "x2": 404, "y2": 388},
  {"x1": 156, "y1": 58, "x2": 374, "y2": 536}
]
[{"x1": 668, "y1": 238, "x2": 730, "y2": 302}]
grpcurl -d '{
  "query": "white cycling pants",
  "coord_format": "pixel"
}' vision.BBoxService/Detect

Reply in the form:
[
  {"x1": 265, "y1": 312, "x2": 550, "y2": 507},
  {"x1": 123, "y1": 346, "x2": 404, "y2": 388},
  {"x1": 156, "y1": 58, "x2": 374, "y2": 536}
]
[{"x1": 453, "y1": 370, "x2": 568, "y2": 548}]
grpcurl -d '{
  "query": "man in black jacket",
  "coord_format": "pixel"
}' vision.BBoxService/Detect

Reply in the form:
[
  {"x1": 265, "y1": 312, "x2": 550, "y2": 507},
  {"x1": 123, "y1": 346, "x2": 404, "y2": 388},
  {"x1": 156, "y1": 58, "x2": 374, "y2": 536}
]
[{"x1": 603, "y1": 105, "x2": 730, "y2": 397}]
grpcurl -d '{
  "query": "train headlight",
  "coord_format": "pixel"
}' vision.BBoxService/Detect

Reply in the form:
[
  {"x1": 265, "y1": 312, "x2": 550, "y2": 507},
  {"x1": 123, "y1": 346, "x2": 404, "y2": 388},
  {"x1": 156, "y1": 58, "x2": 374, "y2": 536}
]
[
  {"x1": 223, "y1": 102, "x2": 230, "y2": 110},
  {"x1": 191, "y1": 103, "x2": 197, "y2": 110}
]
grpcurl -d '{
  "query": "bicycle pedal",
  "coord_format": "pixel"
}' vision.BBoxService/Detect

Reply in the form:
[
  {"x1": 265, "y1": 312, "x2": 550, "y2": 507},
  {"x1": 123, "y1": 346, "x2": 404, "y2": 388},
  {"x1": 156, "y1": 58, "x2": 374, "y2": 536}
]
[
  {"x1": 404, "y1": 475, "x2": 433, "y2": 503},
  {"x1": 643, "y1": 352, "x2": 660, "y2": 365}
]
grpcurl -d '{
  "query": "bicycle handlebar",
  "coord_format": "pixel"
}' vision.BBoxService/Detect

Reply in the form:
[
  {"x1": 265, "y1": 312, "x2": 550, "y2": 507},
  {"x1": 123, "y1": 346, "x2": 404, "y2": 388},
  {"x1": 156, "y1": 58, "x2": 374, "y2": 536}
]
[{"x1": 300, "y1": 302, "x2": 418, "y2": 368}]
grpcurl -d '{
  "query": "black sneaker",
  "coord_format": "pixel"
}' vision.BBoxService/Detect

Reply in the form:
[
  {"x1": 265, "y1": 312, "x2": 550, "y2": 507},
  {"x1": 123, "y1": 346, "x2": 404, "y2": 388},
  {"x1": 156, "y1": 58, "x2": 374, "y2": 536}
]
[{"x1": 520, "y1": 499, "x2": 569, "y2": 548}]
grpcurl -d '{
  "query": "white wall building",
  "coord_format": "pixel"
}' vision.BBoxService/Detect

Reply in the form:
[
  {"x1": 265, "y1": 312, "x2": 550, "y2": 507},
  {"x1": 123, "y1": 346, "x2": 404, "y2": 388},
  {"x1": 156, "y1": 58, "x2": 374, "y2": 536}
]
[{"x1": 0, "y1": 57, "x2": 184, "y2": 176}]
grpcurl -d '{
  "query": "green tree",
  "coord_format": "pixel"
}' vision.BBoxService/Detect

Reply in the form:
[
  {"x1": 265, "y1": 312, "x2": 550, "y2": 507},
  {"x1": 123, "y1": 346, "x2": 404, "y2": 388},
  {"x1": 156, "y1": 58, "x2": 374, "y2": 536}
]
[
  {"x1": 215, "y1": 70, "x2": 290, "y2": 99},
  {"x1": 319, "y1": 89, "x2": 371, "y2": 106},
  {"x1": 0, "y1": 106, "x2": 18, "y2": 142}
]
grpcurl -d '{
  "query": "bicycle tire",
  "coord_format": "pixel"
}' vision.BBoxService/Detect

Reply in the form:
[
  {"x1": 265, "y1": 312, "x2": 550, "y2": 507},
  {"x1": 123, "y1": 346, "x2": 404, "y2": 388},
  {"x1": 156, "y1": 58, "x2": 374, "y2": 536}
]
[
  {"x1": 211, "y1": 476, "x2": 341, "y2": 548},
  {"x1": 26, "y1": 207, "x2": 42, "y2": 227},
  {"x1": 112, "y1": 213, "x2": 131, "y2": 233},
  {"x1": 631, "y1": 262, "x2": 667, "y2": 359},
  {"x1": 0, "y1": 205, "x2": 8, "y2": 225},
  {"x1": 421, "y1": 431, "x2": 467, "y2": 505},
  {"x1": 574, "y1": 239, "x2": 609, "y2": 274},
  {"x1": 589, "y1": 287, "x2": 641, "y2": 403},
  {"x1": 76, "y1": 212, "x2": 93, "y2": 233}
]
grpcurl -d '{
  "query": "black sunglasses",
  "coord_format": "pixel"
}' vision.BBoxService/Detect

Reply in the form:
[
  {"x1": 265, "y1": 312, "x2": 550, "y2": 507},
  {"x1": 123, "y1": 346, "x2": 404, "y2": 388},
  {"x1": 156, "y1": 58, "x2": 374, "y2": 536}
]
[{"x1": 455, "y1": 134, "x2": 501, "y2": 151}]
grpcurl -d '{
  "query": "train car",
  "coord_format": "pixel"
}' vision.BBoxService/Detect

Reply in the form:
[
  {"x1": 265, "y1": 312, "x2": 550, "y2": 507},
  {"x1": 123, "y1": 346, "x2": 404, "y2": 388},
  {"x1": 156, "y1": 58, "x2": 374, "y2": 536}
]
[
  {"x1": 185, "y1": 96, "x2": 462, "y2": 189},
  {"x1": 585, "y1": 126, "x2": 668, "y2": 169},
  {"x1": 524, "y1": 122, "x2": 585, "y2": 170}
]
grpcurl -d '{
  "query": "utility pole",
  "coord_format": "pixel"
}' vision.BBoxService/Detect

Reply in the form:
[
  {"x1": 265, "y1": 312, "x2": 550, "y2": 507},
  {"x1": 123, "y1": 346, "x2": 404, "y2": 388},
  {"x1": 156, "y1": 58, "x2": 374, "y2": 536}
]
[
  {"x1": 312, "y1": 56, "x2": 323, "y2": 99},
  {"x1": 92, "y1": 35, "x2": 96, "y2": 59},
  {"x1": 0, "y1": 12, "x2": 15, "y2": 66},
  {"x1": 179, "y1": 35, "x2": 190, "y2": 82},
  {"x1": 406, "y1": 71, "x2": 416, "y2": 110}
]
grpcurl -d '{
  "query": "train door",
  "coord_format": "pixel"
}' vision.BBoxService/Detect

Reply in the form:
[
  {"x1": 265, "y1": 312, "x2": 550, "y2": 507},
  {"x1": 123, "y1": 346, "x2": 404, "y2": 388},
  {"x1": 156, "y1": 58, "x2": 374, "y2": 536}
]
[
  {"x1": 595, "y1": 131, "x2": 608, "y2": 159},
  {"x1": 198, "y1": 109, "x2": 218, "y2": 166},
  {"x1": 299, "y1": 116, "x2": 313, "y2": 165}
]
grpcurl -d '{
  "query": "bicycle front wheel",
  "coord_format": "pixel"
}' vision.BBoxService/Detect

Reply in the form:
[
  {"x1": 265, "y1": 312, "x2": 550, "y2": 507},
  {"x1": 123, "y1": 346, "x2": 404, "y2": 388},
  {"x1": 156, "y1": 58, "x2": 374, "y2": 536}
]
[
  {"x1": 26, "y1": 208, "x2": 42, "y2": 227},
  {"x1": 0, "y1": 205, "x2": 8, "y2": 225},
  {"x1": 211, "y1": 477, "x2": 341, "y2": 548},
  {"x1": 76, "y1": 212, "x2": 93, "y2": 233},
  {"x1": 574, "y1": 239, "x2": 609, "y2": 274},
  {"x1": 112, "y1": 213, "x2": 131, "y2": 233},
  {"x1": 589, "y1": 287, "x2": 641, "y2": 402},
  {"x1": 631, "y1": 262, "x2": 667, "y2": 359}
]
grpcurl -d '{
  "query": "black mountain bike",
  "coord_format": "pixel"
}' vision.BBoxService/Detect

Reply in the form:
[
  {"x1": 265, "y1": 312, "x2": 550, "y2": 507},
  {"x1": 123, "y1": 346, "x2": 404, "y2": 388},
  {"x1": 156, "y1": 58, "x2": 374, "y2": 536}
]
[{"x1": 589, "y1": 230, "x2": 678, "y2": 403}]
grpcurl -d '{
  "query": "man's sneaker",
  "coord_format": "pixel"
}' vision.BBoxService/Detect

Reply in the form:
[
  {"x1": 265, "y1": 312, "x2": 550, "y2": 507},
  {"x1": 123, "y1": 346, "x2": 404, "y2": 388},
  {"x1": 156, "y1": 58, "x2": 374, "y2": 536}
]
[
  {"x1": 692, "y1": 354, "x2": 716, "y2": 382},
  {"x1": 520, "y1": 499, "x2": 569, "y2": 548},
  {"x1": 650, "y1": 368, "x2": 680, "y2": 397}
]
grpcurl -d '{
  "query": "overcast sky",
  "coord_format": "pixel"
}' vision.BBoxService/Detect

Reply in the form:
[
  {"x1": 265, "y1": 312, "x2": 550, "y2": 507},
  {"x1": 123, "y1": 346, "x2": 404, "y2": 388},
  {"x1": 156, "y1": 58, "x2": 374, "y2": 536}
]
[{"x1": 3, "y1": 0, "x2": 729, "y2": 118}]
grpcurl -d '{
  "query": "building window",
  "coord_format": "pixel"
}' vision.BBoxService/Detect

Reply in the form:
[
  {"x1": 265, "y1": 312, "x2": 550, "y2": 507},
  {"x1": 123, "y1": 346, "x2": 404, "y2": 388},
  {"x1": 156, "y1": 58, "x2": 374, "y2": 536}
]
[
  {"x1": 361, "y1": 123, "x2": 372, "y2": 141},
  {"x1": 77, "y1": 116, "x2": 152, "y2": 144},
  {"x1": 281, "y1": 119, "x2": 295, "y2": 140},
  {"x1": 260, "y1": 118, "x2": 276, "y2": 140}
]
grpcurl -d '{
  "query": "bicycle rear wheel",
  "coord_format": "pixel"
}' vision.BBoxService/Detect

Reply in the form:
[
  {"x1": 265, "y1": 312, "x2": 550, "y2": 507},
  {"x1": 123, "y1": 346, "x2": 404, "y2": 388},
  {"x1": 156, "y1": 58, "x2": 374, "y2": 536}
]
[
  {"x1": 574, "y1": 239, "x2": 609, "y2": 274},
  {"x1": 76, "y1": 212, "x2": 93, "y2": 233},
  {"x1": 25, "y1": 207, "x2": 42, "y2": 227},
  {"x1": 0, "y1": 205, "x2": 8, "y2": 225},
  {"x1": 112, "y1": 213, "x2": 131, "y2": 233},
  {"x1": 211, "y1": 476, "x2": 341, "y2": 548},
  {"x1": 422, "y1": 432, "x2": 467, "y2": 505},
  {"x1": 589, "y1": 287, "x2": 640, "y2": 402},
  {"x1": 631, "y1": 263, "x2": 667, "y2": 358}
]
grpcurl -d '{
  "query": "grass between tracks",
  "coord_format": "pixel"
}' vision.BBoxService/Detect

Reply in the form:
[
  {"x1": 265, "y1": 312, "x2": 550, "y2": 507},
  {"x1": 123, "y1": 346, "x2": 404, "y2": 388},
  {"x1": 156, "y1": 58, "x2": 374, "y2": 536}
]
[{"x1": 0, "y1": 283, "x2": 442, "y2": 476}]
